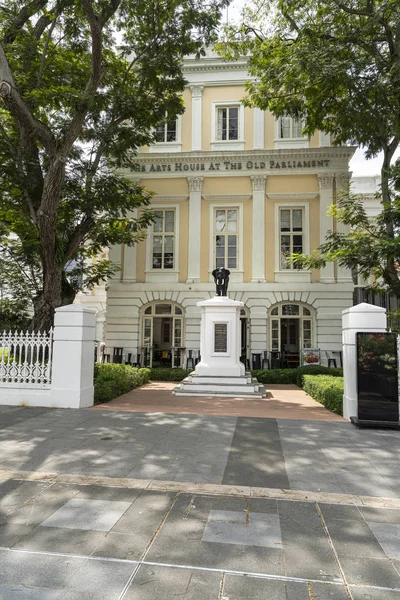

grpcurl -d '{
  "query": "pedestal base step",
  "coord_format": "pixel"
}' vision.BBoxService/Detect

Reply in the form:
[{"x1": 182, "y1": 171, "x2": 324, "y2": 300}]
[{"x1": 172, "y1": 372, "x2": 267, "y2": 398}]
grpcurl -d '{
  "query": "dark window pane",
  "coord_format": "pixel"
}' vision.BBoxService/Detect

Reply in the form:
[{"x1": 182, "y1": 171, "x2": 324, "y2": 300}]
[{"x1": 166, "y1": 120, "x2": 177, "y2": 142}]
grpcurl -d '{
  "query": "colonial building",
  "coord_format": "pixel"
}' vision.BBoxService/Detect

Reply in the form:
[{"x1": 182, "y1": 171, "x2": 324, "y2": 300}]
[{"x1": 102, "y1": 52, "x2": 357, "y2": 368}]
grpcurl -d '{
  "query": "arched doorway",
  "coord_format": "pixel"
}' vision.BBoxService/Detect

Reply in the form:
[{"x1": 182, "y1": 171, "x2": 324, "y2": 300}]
[
  {"x1": 269, "y1": 303, "x2": 315, "y2": 367},
  {"x1": 141, "y1": 301, "x2": 184, "y2": 368}
]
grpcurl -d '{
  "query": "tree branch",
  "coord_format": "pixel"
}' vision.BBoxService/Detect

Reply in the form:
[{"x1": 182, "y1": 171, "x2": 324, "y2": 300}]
[
  {"x1": 0, "y1": 43, "x2": 55, "y2": 153},
  {"x1": 2, "y1": 0, "x2": 48, "y2": 45},
  {"x1": 36, "y1": 15, "x2": 58, "y2": 88},
  {"x1": 63, "y1": 216, "x2": 95, "y2": 264}
]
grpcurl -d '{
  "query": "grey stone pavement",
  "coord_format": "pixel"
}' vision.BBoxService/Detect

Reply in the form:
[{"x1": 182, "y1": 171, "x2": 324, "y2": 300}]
[{"x1": 0, "y1": 405, "x2": 400, "y2": 598}]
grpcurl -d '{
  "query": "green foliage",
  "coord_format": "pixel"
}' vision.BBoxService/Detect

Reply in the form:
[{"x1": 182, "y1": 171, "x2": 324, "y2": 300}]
[
  {"x1": 302, "y1": 375, "x2": 344, "y2": 416},
  {"x1": 219, "y1": 0, "x2": 400, "y2": 296},
  {"x1": 295, "y1": 366, "x2": 343, "y2": 388},
  {"x1": 148, "y1": 366, "x2": 343, "y2": 386},
  {"x1": 0, "y1": 0, "x2": 227, "y2": 329},
  {"x1": 251, "y1": 369, "x2": 298, "y2": 384},
  {"x1": 149, "y1": 368, "x2": 191, "y2": 381},
  {"x1": 93, "y1": 363, "x2": 150, "y2": 404}
]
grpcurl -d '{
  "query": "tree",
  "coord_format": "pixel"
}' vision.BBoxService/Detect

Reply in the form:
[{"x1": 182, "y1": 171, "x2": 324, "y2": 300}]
[
  {"x1": 219, "y1": 0, "x2": 400, "y2": 295},
  {"x1": 0, "y1": 0, "x2": 227, "y2": 331}
]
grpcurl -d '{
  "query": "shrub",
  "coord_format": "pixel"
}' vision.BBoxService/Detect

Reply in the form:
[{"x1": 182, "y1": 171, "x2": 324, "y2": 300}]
[
  {"x1": 302, "y1": 374, "x2": 344, "y2": 415},
  {"x1": 251, "y1": 369, "x2": 298, "y2": 384},
  {"x1": 149, "y1": 368, "x2": 191, "y2": 381},
  {"x1": 93, "y1": 363, "x2": 150, "y2": 404},
  {"x1": 295, "y1": 365, "x2": 343, "y2": 388}
]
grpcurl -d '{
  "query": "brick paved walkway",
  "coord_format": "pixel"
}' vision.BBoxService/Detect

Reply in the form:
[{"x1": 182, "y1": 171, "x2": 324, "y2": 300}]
[{"x1": 92, "y1": 382, "x2": 344, "y2": 421}]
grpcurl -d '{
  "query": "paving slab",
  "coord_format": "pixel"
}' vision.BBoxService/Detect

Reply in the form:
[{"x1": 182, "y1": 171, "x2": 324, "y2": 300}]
[
  {"x1": 40, "y1": 498, "x2": 132, "y2": 531},
  {"x1": 123, "y1": 564, "x2": 222, "y2": 600}
]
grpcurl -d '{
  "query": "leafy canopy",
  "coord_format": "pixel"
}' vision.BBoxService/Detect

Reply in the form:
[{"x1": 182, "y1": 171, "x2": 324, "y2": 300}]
[
  {"x1": 0, "y1": 0, "x2": 228, "y2": 328},
  {"x1": 218, "y1": 0, "x2": 400, "y2": 294}
]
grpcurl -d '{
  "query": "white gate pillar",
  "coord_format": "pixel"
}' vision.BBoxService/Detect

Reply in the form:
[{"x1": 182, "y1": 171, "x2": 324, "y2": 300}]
[
  {"x1": 51, "y1": 304, "x2": 96, "y2": 408},
  {"x1": 342, "y1": 302, "x2": 387, "y2": 421}
]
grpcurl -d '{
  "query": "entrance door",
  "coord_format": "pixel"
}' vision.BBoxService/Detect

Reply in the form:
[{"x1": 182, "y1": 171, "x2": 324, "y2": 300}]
[
  {"x1": 269, "y1": 303, "x2": 314, "y2": 367},
  {"x1": 281, "y1": 318, "x2": 299, "y2": 352},
  {"x1": 141, "y1": 302, "x2": 184, "y2": 368}
]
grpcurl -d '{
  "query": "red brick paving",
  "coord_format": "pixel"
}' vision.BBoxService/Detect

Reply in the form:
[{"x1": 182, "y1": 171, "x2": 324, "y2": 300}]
[{"x1": 92, "y1": 381, "x2": 345, "y2": 421}]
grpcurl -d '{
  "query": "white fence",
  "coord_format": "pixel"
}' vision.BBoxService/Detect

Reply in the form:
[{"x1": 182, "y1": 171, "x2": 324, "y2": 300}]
[
  {"x1": 0, "y1": 305, "x2": 96, "y2": 408},
  {"x1": 0, "y1": 330, "x2": 53, "y2": 387}
]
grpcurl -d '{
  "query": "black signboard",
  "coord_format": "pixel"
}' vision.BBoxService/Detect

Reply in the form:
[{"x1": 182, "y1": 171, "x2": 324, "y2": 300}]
[
  {"x1": 353, "y1": 332, "x2": 399, "y2": 429},
  {"x1": 214, "y1": 323, "x2": 228, "y2": 353}
]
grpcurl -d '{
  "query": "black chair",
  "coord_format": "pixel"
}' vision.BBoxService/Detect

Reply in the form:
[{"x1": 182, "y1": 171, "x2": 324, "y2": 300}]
[
  {"x1": 270, "y1": 351, "x2": 281, "y2": 369},
  {"x1": 252, "y1": 353, "x2": 261, "y2": 370},
  {"x1": 186, "y1": 350, "x2": 196, "y2": 370},
  {"x1": 125, "y1": 353, "x2": 132, "y2": 365},
  {"x1": 241, "y1": 355, "x2": 251, "y2": 370},
  {"x1": 113, "y1": 347, "x2": 123, "y2": 364},
  {"x1": 261, "y1": 351, "x2": 270, "y2": 370}
]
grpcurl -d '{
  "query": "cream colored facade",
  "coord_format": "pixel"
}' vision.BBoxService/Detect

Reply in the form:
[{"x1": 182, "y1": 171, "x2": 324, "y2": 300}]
[{"x1": 104, "y1": 53, "x2": 356, "y2": 367}]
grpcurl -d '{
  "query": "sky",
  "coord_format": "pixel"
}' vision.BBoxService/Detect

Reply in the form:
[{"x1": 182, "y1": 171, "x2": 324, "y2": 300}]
[{"x1": 223, "y1": 0, "x2": 399, "y2": 178}]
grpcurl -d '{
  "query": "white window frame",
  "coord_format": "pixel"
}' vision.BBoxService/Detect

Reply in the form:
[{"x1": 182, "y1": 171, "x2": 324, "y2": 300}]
[
  {"x1": 149, "y1": 115, "x2": 182, "y2": 153},
  {"x1": 145, "y1": 204, "x2": 180, "y2": 282},
  {"x1": 209, "y1": 203, "x2": 244, "y2": 283},
  {"x1": 268, "y1": 302, "x2": 316, "y2": 352},
  {"x1": 274, "y1": 202, "x2": 311, "y2": 283},
  {"x1": 211, "y1": 102, "x2": 245, "y2": 151},
  {"x1": 274, "y1": 116, "x2": 309, "y2": 149}
]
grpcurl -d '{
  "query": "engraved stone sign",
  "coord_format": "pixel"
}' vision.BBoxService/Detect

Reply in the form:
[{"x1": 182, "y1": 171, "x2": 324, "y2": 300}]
[{"x1": 214, "y1": 323, "x2": 228, "y2": 353}]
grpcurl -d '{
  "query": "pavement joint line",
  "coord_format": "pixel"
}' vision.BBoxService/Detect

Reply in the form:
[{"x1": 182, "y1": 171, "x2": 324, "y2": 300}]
[
  {"x1": 1, "y1": 468, "x2": 400, "y2": 508},
  {"x1": 315, "y1": 502, "x2": 353, "y2": 600},
  {"x1": 118, "y1": 492, "x2": 181, "y2": 600},
  {"x1": 1, "y1": 546, "x2": 400, "y2": 594},
  {"x1": 218, "y1": 572, "x2": 226, "y2": 600}
]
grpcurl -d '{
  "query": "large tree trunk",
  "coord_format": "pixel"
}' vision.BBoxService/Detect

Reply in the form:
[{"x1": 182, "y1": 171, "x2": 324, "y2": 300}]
[{"x1": 30, "y1": 268, "x2": 62, "y2": 332}]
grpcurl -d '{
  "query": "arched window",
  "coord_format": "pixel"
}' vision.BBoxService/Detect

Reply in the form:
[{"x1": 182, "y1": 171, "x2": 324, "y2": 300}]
[
  {"x1": 141, "y1": 302, "x2": 184, "y2": 368},
  {"x1": 269, "y1": 303, "x2": 315, "y2": 352}
]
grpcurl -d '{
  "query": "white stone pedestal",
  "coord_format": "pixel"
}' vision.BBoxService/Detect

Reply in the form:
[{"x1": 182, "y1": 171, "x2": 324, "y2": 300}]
[
  {"x1": 195, "y1": 296, "x2": 245, "y2": 377},
  {"x1": 342, "y1": 302, "x2": 387, "y2": 421},
  {"x1": 173, "y1": 296, "x2": 266, "y2": 398},
  {"x1": 50, "y1": 304, "x2": 96, "y2": 408}
]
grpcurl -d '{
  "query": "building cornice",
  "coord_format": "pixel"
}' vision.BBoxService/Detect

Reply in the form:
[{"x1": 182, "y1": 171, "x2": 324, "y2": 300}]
[
  {"x1": 203, "y1": 194, "x2": 252, "y2": 201},
  {"x1": 267, "y1": 193, "x2": 319, "y2": 200},
  {"x1": 126, "y1": 146, "x2": 357, "y2": 179}
]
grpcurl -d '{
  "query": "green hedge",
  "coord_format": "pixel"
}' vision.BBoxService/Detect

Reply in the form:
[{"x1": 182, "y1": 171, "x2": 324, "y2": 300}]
[
  {"x1": 302, "y1": 374, "x2": 344, "y2": 416},
  {"x1": 295, "y1": 365, "x2": 343, "y2": 387},
  {"x1": 251, "y1": 369, "x2": 298, "y2": 384},
  {"x1": 94, "y1": 364, "x2": 151, "y2": 404},
  {"x1": 149, "y1": 368, "x2": 191, "y2": 381},
  {"x1": 149, "y1": 365, "x2": 343, "y2": 386}
]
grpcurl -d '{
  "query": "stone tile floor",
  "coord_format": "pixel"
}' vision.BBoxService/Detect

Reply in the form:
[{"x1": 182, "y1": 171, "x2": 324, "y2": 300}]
[
  {"x1": 0, "y1": 406, "x2": 399, "y2": 497},
  {"x1": 0, "y1": 405, "x2": 400, "y2": 598},
  {"x1": 0, "y1": 481, "x2": 399, "y2": 599}
]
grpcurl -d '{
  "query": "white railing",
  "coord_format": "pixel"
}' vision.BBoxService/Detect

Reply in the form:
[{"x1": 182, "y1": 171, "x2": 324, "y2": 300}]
[{"x1": 0, "y1": 330, "x2": 53, "y2": 387}]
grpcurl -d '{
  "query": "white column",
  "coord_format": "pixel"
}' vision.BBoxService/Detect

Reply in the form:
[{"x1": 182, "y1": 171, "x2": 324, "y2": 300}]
[
  {"x1": 187, "y1": 176, "x2": 203, "y2": 283},
  {"x1": 108, "y1": 244, "x2": 122, "y2": 282},
  {"x1": 51, "y1": 304, "x2": 96, "y2": 408},
  {"x1": 123, "y1": 207, "x2": 138, "y2": 282},
  {"x1": 318, "y1": 173, "x2": 335, "y2": 283},
  {"x1": 190, "y1": 85, "x2": 204, "y2": 151},
  {"x1": 251, "y1": 175, "x2": 267, "y2": 282},
  {"x1": 336, "y1": 172, "x2": 353, "y2": 283},
  {"x1": 253, "y1": 108, "x2": 265, "y2": 149},
  {"x1": 342, "y1": 303, "x2": 387, "y2": 421}
]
